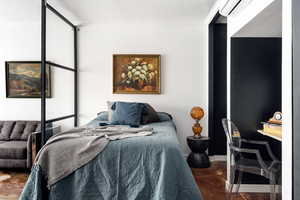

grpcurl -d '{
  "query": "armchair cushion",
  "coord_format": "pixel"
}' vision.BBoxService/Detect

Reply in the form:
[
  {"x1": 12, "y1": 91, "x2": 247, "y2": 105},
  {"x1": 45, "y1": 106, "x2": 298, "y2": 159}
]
[{"x1": 0, "y1": 141, "x2": 27, "y2": 159}]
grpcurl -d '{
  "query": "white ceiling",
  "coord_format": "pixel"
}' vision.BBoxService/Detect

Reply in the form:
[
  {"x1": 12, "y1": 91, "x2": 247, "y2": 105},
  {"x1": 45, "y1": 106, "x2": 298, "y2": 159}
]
[
  {"x1": 0, "y1": 0, "x2": 216, "y2": 24},
  {"x1": 233, "y1": 0, "x2": 282, "y2": 37},
  {"x1": 60, "y1": 0, "x2": 215, "y2": 24},
  {"x1": 0, "y1": 0, "x2": 40, "y2": 23}
]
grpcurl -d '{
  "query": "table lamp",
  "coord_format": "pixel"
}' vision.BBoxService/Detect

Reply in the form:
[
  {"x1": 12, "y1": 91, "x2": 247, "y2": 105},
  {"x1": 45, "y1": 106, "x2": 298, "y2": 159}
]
[{"x1": 190, "y1": 107, "x2": 204, "y2": 138}]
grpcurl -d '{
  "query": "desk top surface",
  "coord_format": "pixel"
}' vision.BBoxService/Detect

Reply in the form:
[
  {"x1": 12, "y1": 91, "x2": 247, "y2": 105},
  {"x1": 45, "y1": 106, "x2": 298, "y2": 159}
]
[{"x1": 257, "y1": 130, "x2": 282, "y2": 142}]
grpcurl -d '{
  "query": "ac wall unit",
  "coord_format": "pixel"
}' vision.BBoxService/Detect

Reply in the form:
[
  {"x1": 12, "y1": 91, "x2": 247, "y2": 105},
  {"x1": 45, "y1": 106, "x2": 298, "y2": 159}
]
[{"x1": 219, "y1": 0, "x2": 242, "y2": 16}]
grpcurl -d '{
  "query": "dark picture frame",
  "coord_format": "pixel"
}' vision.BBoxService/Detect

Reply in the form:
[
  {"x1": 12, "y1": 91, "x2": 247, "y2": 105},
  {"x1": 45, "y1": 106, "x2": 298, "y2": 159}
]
[
  {"x1": 5, "y1": 61, "x2": 51, "y2": 98},
  {"x1": 113, "y1": 54, "x2": 161, "y2": 94}
]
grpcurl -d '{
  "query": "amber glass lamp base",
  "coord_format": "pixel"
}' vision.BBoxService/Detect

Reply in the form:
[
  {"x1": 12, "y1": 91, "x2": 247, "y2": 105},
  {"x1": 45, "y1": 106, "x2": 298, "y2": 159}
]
[{"x1": 192, "y1": 121, "x2": 203, "y2": 138}]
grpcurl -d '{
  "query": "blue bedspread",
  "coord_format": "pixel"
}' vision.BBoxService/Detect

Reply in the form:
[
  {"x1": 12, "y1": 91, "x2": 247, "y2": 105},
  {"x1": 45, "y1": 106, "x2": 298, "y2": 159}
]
[{"x1": 20, "y1": 120, "x2": 203, "y2": 200}]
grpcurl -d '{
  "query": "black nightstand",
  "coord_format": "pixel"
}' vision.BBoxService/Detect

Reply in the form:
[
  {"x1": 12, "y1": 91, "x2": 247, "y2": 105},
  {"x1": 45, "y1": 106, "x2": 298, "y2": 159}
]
[{"x1": 186, "y1": 136, "x2": 210, "y2": 168}]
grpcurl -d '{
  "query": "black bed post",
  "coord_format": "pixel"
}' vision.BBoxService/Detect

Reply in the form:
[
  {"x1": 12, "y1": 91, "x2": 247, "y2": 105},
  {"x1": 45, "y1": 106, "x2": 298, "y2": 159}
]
[
  {"x1": 41, "y1": 0, "x2": 47, "y2": 147},
  {"x1": 40, "y1": 1, "x2": 79, "y2": 149},
  {"x1": 74, "y1": 27, "x2": 78, "y2": 127}
]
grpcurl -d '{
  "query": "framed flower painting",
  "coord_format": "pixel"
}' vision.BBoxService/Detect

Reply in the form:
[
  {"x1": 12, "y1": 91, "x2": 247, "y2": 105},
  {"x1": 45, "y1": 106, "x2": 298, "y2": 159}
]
[{"x1": 113, "y1": 54, "x2": 161, "y2": 94}]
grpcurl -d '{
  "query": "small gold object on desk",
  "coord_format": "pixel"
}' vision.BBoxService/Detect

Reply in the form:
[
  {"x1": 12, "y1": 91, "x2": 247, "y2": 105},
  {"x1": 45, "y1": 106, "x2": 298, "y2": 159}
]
[{"x1": 190, "y1": 107, "x2": 204, "y2": 138}]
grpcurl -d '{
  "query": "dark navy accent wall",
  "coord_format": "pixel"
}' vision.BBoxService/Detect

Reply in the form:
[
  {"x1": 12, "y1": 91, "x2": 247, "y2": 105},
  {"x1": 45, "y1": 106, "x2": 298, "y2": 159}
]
[
  {"x1": 209, "y1": 23, "x2": 227, "y2": 156},
  {"x1": 231, "y1": 38, "x2": 282, "y2": 184}
]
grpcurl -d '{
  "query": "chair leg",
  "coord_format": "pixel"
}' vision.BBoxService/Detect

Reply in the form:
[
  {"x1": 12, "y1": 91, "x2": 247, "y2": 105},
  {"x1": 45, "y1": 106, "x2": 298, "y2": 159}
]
[
  {"x1": 278, "y1": 169, "x2": 282, "y2": 200},
  {"x1": 235, "y1": 169, "x2": 243, "y2": 194},
  {"x1": 278, "y1": 173, "x2": 282, "y2": 200},
  {"x1": 227, "y1": 167, "x2": 236, "y2": 200},
  {"x1": 269, "y1": 173, "x2": 276, "y2": 200}
]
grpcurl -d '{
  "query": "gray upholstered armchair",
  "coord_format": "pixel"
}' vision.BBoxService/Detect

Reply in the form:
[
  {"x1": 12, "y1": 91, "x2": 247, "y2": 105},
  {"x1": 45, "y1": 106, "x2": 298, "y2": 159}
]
[{"x1": 0, "y1": 121, "x2": 60, "y2": 169}]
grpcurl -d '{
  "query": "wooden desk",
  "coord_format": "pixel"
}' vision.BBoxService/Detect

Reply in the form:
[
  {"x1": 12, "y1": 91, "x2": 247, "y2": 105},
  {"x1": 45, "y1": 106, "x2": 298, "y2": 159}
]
[{"x1": 257, "y1": 130, "x2": 282, "y2": 142}]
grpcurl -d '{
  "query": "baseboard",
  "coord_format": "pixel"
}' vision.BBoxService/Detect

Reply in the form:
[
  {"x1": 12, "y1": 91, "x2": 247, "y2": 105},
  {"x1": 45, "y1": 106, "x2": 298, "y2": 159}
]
[
  {"x1": 183, "y1": 154, "x2": 227, "y2": 161},
  {"x1": 225, "y1": 180, "x2": 281, "y2": 193},
  {"x1": 209, "y1": 155, "x2": 227, "y2": 161}
]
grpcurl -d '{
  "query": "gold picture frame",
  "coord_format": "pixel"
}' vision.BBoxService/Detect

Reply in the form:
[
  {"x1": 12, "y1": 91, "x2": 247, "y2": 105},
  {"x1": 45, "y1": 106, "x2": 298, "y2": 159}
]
[
  {"x1": 5, "y1": 61, "x2": 51, "y2": 98},
  {"x1": 113, "y1": 54, "x2": 161, "y2": 94}
]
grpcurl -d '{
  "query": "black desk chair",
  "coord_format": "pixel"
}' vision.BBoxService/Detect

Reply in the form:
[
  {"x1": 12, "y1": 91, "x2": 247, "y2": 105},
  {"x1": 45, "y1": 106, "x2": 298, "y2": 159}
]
[{"x1": 222, "y1": 119, "x2": 281, "y2": 200}]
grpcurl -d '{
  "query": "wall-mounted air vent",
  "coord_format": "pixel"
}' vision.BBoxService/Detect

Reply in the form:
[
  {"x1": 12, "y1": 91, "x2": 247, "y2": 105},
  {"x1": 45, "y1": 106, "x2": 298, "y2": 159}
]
[{"x1": 219, "y1": 0, "x2": 242, "y2": 16}]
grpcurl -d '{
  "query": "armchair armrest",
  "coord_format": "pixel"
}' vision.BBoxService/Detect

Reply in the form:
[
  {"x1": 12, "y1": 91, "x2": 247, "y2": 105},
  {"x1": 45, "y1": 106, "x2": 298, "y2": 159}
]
[
  {"x1": 240, "y1": 139, "x2": 279, "y2": 161},
  {"x1": 230, "y1": 145, "x2": 269, "y2": 171},
  {"x1": 27, "y1": 126, "x2": 61, "y2": 168}
]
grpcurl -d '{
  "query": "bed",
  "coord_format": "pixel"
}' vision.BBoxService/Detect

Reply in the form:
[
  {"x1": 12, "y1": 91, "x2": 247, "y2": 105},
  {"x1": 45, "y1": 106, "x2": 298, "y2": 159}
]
[{"x1": 19, "y1": 112, "x2": 203, "y2": 200}]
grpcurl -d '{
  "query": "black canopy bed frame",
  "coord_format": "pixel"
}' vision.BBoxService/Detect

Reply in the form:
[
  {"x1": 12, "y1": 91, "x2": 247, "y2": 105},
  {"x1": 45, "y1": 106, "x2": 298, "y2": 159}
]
[
  {"x1": 40, "y1": 0, "x2": 78, "y2": 147},
  {"x1": 20, "y1": 3, "x2": 206, "y2": 199}
]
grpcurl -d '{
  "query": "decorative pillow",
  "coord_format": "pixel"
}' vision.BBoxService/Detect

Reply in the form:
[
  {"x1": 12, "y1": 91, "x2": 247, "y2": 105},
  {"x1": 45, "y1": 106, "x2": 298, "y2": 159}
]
[
  {"x1": 157, "y1": 112, "x2": 173, "y2": 121},
  {"x1": 111, "y1": 102, "x2": 143, "y2": 127},
  {"x1": 141, "y1": 104, "x2": 160, "y2": 124},
  {"x1": 107, "y1": 101, "x2": 115, "y2": 122}
]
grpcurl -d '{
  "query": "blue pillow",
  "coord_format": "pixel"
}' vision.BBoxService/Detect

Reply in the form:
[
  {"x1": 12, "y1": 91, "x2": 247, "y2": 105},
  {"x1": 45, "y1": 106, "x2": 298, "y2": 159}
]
[
  {"x1": 157, "y1": 112, "x2": 173, "y2": 121},
  {"x1": 111, "y1": 102, "x2": 143, "y2": 127}
]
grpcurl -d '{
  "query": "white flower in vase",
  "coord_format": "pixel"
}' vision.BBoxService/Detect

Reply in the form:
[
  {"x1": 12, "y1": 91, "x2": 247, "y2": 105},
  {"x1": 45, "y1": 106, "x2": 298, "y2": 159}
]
[
  {"x1": 140, "y1": 74, "x2": 146, "y2": 80},
  {"x1": 143, "y1": 65, "x2": 148, "y2": 71},
  {"x1": 136, "y1": 66, "x2": 142, "y2": 70},
  {"x1": 128, "y1": 71, "x2": 132, "y2": 78},
  {"x1": 134, "y1": 71, "x2": 141, "y2": 76}
]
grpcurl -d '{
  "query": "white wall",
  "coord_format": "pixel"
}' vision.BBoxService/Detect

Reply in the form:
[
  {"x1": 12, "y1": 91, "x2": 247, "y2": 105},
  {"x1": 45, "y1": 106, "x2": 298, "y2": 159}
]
[
  {"x1": 78, "y1": 20, "x2": 208, "y2": 153},
  {"x1": 282, "y1": 0, "x2": 293, "y2": 199},
  {"x1": 0, "y1": 21, "x2": 41, "y2": 121},
  {"x1": 227, "y1": 0, "x2": 275, "y2": 37},
  {"x1": 0, "y1": 8, "x2": 75, "y2": 129}
]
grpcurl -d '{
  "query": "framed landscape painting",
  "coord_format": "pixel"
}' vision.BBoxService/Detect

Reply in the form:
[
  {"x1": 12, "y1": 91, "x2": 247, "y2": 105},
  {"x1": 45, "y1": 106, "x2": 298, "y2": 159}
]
[
  {"x1": 113, "y1": 54, "x2": 161, "y2": 94},
  {"x1": 5, "y1": 61, "x2": 51, "y2": 98}
]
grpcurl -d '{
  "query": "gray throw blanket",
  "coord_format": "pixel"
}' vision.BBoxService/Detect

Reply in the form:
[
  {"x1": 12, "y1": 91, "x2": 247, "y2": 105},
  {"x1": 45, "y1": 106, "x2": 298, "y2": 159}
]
[{"x1": 35, "y1": 125, "x2": 153, "y2": 188}]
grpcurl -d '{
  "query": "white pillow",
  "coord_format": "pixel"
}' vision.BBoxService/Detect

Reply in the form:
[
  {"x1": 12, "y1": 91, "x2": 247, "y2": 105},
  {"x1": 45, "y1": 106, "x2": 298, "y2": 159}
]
[{"x1": 107, "y1": 101, "x2": 115, "y2": 122}]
